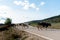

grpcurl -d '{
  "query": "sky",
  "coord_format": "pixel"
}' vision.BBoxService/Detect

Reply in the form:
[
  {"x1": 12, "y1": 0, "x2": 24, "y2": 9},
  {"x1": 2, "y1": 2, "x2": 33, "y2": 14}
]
[{"x1": 0, "y1": 0, "x2": 60, "y2": 23}]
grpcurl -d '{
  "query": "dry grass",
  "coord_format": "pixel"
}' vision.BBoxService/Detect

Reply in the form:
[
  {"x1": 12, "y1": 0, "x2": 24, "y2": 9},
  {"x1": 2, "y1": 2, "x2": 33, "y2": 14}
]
[
  {"x1": 51, "y1": 23, "x2": 60, "y2": 29},
  {"x1": 30, "y1": 23, "x2": 60, "y2": 29},
  {"x1": 0, "y1": 26, "x2": 46, "y2": 40},
  {"x1": 0, "y1": 26, "x2": 29, "y2": 40}
]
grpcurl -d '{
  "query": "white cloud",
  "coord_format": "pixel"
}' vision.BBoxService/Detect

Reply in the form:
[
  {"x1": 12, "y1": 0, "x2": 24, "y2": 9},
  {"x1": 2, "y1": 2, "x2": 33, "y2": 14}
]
[
  {"x1": 0, "y1": 20, "x2": 5, "y2": 23},
  {"x1": 0, "y1": 5, "x2": 40, "y2": 23},
  {"x1": 30, "y1": 3, "x2": 36, "y2": 8},
  {"x1": 36, "y1": 8, "x2": 39, "y2": 11},
  {"x1": 23, "y1": 5, "x2": 29, "y2": 10},
  {"x1": 13, "y1": 0, "x2": 39, "y2": 10},
  {"x1": 0, "y1": 5, "x2": 11, "y2": 14},
  {"x1": 13, "y1": 1, "x2": 22, "y2": 5},
  {"x1": 0, "y1": 5, "x2": 19, "y2": 23},
  {"x1": 40, "y1": 2, "x2": 45, "y2": 6},
  {"x1": 22, "y1": 0, "x2": 30, "y2": 10}
]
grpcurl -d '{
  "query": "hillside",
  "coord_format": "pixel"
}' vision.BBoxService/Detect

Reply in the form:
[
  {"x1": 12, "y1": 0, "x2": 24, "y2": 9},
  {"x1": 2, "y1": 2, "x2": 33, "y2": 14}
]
[
  {"x1": 41, "y1": 15, "x2": 60, "y2": 23},
  {"x1": 28, "y1": 15, "x2": 60, "y2": 23},
  {"x1": 26, "y1": 15, "x2": 60, "y2": 29}
]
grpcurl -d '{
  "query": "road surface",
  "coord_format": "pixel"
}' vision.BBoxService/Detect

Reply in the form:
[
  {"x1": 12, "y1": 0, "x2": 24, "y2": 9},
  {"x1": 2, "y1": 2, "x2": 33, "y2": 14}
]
[{"x1": 15, "y1": 25, "x2": 60, "y2": 40}]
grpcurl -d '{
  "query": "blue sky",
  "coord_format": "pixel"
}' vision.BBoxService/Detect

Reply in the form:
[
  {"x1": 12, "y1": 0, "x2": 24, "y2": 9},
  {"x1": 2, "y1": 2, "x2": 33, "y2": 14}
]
[{"x1": 0, "y1": 0, "x2": 60, "y2": 23}]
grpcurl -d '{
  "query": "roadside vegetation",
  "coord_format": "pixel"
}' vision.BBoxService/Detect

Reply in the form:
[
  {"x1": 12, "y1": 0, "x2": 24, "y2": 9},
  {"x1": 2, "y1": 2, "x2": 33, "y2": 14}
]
[
  {"x1": 0, "y1": 18, "x2": 30, "y2": 40},
  {"x1": 29, "y1": 22, "x2": 60, "y2": 29},
  {"x1": 28, "y1": 15, "x2": 60, "y2": 29},
  {"x1": 0, "y1": 15, "x2": 60, "y2": 40},
  {"x1": 0, "y1": 18, "x2": 44, "y2": 40}
]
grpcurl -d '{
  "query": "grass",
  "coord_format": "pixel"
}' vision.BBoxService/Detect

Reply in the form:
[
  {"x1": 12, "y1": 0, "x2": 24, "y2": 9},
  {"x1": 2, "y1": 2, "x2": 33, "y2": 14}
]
[
  {"x1": 51, "y1": 23, "x2": 60, "y2": 29},
  {"x1": 30, "y1": 23, "x2": 38, "y2": 27},
  {"x1": 30, "y1": 22, "x2": 60, "y2": 29},
  {"x1": 0, "y1": 23, "x2": 60, "y2": 40},
  {"x1": 21, "y1": 36, "x2": 29, "y2": 40},
  {"x1": 0, "y1": 25, "x2": 47, "y2": 40},
  {"x1": 0, "y1": 26, "x2": 30, "y2": 40}
]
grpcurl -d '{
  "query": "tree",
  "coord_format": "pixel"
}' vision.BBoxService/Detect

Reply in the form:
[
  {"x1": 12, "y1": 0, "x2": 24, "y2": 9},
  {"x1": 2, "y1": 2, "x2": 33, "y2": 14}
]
[{"x1": 4, "y1": 18, "x2": 12, "y2": 25}]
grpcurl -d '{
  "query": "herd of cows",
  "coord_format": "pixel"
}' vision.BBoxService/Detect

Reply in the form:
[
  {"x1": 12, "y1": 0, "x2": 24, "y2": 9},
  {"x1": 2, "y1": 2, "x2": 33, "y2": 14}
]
[
  {"x1": 0, "y1": 22, "x2": 51, "y2": 31},
  {"x1": 36, "y1": 22, "x2": 51, "y2": 30},
  {"x1": 15, "y1": 22, "x2": 51, "y2": 30}
]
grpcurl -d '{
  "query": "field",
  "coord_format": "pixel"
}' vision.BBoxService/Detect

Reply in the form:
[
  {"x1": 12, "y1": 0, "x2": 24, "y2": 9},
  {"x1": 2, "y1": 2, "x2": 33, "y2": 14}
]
[
  {"x1": 0, "y1": 22, "x2": 60, "y2": 40},
  {"x1": 51, "y1": 23, "x2": 60, "y2": 29},
  {"x1": 30, "y1": 23, "x2": 60, "y2": 29}
]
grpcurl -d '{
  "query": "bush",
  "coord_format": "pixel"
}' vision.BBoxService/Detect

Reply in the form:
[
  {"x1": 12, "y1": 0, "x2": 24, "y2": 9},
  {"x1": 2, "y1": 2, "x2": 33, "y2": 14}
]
[{"x1": 4, "y1": 18, "x2": 12, "y2": 25}]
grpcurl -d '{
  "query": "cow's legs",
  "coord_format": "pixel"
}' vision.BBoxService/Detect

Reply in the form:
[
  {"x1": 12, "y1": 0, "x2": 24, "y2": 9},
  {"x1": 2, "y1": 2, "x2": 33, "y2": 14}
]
[
  {"x1": 45, "y1": 26, "x2": 48, "y2": 30},
  {"x1": 37, "y1": 27, "x2": 40, "y2": 30}
]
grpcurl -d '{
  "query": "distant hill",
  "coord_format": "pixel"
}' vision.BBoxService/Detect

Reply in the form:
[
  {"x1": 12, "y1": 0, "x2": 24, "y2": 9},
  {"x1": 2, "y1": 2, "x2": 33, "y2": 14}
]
[
  {"x1": 41, "y1": 15, "x2": 60, "y2": 23},
  {"x1": 28, "y1": 15, "x2": 60, "y2": 24}
]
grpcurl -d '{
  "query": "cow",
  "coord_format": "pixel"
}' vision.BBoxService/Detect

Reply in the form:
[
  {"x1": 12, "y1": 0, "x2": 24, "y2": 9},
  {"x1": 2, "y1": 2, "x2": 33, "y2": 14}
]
[
  {"x1": 19, "y1": 23, "x2": 29, "y2": 29},
  {"x1": 37, "y1": 22, "x2": 51, "y2": 30}
]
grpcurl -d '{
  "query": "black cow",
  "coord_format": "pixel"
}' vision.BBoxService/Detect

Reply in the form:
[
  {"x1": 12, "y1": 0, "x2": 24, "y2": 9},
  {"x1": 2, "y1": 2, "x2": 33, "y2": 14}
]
[
  {"x1": 37, "y1": 22, "x2": 51, "y2": 30},
  {"x1": 19, "y1": 23, "x2": 29, "y2": 29}
]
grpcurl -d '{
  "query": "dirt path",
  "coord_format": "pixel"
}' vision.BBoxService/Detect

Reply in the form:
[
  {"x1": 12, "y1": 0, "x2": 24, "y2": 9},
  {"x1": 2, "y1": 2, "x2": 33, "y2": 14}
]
[{"x1": 16, "y1": 25, "x2": 60, "y2": 40}]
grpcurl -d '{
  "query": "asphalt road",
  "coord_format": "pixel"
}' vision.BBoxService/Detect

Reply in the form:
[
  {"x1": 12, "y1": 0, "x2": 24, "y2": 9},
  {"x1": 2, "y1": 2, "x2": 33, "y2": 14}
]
[{"x1": 15, "y1": 25, "x2": 60, "y2": 40}]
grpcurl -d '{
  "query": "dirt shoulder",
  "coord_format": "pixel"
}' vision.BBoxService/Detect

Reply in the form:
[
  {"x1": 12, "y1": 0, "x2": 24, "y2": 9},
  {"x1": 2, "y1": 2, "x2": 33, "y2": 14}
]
[{"x1": 0, "y1": 27, "x2": 47, "y2": 40}]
